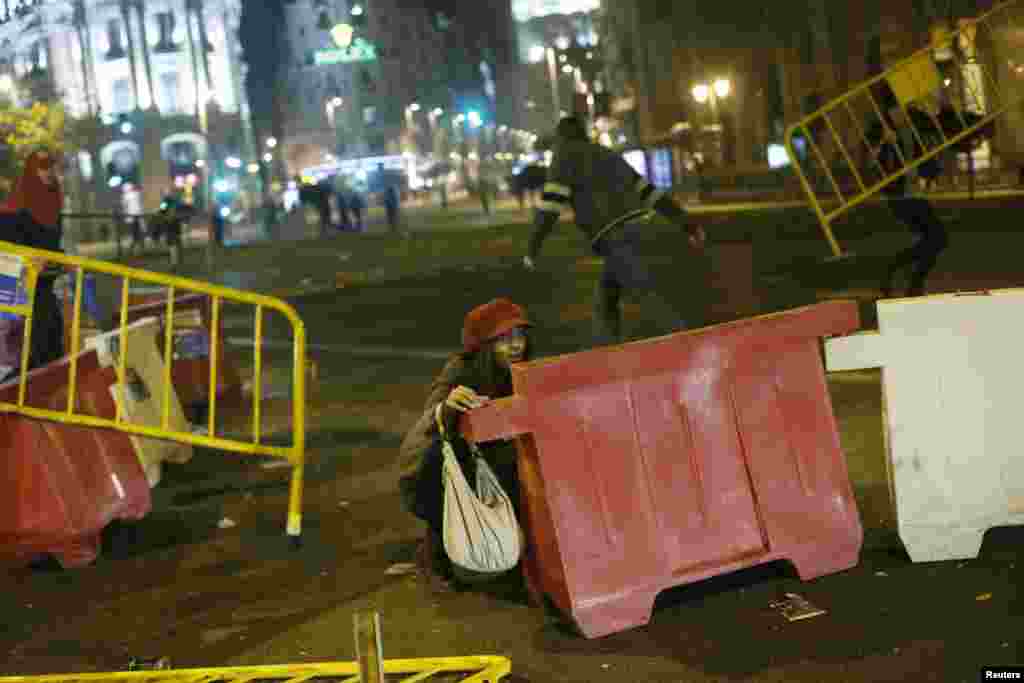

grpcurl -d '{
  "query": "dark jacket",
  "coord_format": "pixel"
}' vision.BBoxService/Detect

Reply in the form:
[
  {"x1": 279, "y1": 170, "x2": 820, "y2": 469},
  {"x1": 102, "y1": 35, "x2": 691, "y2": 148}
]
[
  {"x1": 397, "y1": 353, "x2": 518, "y2": 512},
  {"x1": 0, "y1": 208, "x2": 63, "y2": 281},
  {"x1": 529, "y1": 139, "x2": 662, "y2": 258},
  {"x1": 0, "y1": 208, "x2": 61, "y2": 252}
]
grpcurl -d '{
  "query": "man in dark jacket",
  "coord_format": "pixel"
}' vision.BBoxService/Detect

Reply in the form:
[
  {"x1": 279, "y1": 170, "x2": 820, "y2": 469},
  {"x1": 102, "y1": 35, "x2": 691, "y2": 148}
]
[{"x1": 525, "y1": 117, "x2": 706, "y2": 345}]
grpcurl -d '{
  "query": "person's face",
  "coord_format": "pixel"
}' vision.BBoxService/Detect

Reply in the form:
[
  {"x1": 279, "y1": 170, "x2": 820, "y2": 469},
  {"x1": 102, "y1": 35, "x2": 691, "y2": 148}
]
[
  {"x1": 492, "y1": 326, "x2": 528, "y2": 368},
  {"x1": 34, "y1": 154, "x2": 57, "y2": 187}
]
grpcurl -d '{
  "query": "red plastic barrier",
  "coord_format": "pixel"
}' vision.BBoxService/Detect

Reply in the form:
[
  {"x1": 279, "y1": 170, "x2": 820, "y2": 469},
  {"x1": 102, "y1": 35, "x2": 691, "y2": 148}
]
[
  {"x1": 462, "y1": 300, "x2": 863, "y2": 638},
  {"x1": 0, "y1": 351, "x2": 151, "y2": 568},
  {"x1": 122, "y1": 292, "x2": 242, "y2": 410}
]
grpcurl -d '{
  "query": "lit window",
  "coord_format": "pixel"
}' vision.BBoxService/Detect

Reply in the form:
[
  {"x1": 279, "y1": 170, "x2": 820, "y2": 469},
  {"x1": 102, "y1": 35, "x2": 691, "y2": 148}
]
[
  {"x1": 112, "y1": 78, "x2": 133, "y2": 113},
  {"x1": 106, "y1": 19, "x2": 126, "y2": 60},
  {"x1": 155, "y1": 12, "x2": 178, "y2": 53},
  {"x1": 159, "y1": 72, "x2": 181, "y2": 112}
]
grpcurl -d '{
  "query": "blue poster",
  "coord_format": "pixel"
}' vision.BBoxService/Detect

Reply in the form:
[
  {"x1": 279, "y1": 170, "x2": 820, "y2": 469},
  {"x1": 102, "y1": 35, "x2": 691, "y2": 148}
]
[{"x1": 0, "y1": 254, "x2": 26, "y2": 322}]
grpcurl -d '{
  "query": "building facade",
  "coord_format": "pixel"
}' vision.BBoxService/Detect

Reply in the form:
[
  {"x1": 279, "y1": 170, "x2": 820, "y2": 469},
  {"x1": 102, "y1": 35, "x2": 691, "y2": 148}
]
[
  {"x1": 600, "y1": 0, "x2": 1010, "y2": 183},
  {"x1": 0, "y1": 0, "x2": 253, "y2": 213},
  {"x1": 512, "y1": 0, "x2": 601, "y2": 135},
  {"x1": 279, "y1": 0, "x2": 449, "y2": 174}
]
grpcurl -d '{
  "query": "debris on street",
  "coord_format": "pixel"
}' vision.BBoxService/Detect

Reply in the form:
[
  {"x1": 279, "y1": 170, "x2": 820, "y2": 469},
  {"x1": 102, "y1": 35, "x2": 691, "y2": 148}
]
[
  {"x1": 259, "y1": 459, "x2": 292, "y2": 470},
  {"x1": 127, "y1": 656, "x2": 171, "y2": 671},
  {"x1": 217, "y1": 517, "x2": 237, "y2": 529},
  {"x1": 770, "y1": 593, "x2": 827, "y2": 622},
  {"x1": 976, "y1": 592, "x2": 993, "y2": 601},
  {"x1": 385, "y1": 563, "x2": 418, "y2": 576}
]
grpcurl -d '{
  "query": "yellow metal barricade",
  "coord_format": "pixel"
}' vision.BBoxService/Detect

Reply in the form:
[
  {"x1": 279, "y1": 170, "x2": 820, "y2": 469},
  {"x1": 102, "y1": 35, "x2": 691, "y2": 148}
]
[
  {"x1": 784, "y1": 0, "x2": 1024, "y2": 257},
  {"x1": 0, "y1": 656, "x2": 512, "y2": 683},
  {"x1": 0, "y1": 239, "x2": 308, "y2": 539}
]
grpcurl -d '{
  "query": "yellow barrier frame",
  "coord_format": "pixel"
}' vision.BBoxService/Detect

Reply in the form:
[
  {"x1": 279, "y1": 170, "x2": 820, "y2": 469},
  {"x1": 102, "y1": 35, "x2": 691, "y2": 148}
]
[
  {"x1": 784, "y1": 0, "x2": 1021, "y2": 257},
  {"x1": 0, "y1": 656, "x2": 512, "y2": 683},
  {"x1": 0, "y1": 239, "x2": 308, "y2": 538}
]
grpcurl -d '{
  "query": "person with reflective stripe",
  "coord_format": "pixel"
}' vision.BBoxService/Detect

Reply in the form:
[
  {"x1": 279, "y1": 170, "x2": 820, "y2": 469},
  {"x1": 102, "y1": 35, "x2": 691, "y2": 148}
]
[{"x1": 524, "y1": 117, "x2": 706, "y2": 344}]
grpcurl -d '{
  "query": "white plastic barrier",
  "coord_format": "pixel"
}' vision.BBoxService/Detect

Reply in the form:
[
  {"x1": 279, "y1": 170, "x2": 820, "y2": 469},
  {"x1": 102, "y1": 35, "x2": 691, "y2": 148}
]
[
  {"x1": 825, "y1": 290, "x2": 1024, "y2": 562},
  {"x1": 85, "y1": 317, "x2": 193, "y2": 487}
]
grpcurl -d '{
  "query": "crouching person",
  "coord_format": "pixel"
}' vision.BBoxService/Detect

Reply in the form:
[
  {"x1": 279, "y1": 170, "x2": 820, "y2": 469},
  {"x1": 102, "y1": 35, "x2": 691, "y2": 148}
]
[{"x1": 398, "y1": 298, "x2": 532, "y2": 589}]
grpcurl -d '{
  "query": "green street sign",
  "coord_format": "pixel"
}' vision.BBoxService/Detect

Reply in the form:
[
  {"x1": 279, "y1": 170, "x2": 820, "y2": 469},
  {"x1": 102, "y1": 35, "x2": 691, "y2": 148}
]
[{"x1": 315, "y1": 38, "x2": 377, "y2": 65}]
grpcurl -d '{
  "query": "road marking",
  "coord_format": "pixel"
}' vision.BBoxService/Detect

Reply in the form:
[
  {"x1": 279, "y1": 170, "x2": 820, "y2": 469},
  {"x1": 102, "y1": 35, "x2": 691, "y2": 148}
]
[{"x1": 226, "y1": 337, "x2": 452, "y2": 361}]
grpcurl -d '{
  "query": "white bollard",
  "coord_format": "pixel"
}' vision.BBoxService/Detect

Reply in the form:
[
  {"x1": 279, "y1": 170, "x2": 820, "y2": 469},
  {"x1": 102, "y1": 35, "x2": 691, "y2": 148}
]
[{"x1": 825, "y1": 290, "x2": 1024, "y2": 563}]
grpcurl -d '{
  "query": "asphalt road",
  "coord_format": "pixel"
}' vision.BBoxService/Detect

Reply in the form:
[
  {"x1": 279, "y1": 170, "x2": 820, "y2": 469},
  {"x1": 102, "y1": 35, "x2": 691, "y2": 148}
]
[{"x1": 1, "y1": 206, "x2": 1022, "y2": 682}]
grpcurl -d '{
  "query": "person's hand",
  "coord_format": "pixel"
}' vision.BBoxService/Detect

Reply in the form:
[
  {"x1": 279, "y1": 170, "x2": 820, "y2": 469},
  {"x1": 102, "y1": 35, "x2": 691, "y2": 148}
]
[
  {"x1": 688, "y1": 224, "x2": 707, "y2": 250},
  {"x1": 522, "y1": 255, "x2": 536, "y2": 270},
  {"x1": 445, "y1": 385, "x2": 491, "y2": 413}
]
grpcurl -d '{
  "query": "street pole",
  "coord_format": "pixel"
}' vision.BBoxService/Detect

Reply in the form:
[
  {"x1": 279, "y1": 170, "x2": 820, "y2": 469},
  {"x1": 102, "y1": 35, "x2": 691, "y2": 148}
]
[{"x1": 200, "y1": 99, "x2": 216, "y2": 272}]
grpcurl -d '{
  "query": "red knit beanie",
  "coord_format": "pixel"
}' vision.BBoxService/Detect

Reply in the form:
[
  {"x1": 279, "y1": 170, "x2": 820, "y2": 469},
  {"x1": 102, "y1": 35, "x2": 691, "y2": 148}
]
[{"x1": 462, "y1": 298, "x2": 532, "y2": 353}]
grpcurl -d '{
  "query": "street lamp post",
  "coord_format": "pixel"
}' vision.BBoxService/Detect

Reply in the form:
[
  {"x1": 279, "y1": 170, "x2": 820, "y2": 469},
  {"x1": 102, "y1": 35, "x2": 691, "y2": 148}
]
[{"x1": 691, "y1": 77, "x2": 732, "y2": 166}]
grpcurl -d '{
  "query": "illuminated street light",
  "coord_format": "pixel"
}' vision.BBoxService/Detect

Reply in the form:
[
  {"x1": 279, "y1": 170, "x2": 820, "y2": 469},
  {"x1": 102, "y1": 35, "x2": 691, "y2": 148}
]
[
  {"x1": 555, "y1": 35, "x2": 570, "y2": 50},
  {"x1": 266, "y1": 137, "x2": 277, "y2": 149},
  {"x1": 332, "y1": 96, "x2": 343, "y2": 107},
  {"x1": 225, "y1": 156, "x2": 242, "y2": 169},
  {"x1": 692, "y1": 83, "x2": 710, "y2": 104},
  {"x1": 247, "y1": 163, "x2": 260, "y2": 174},
  {"x1": 120, "y1": 121, "x2": 133, "y2": 134},
  {"x1": 350, "y1": 4, "x2": 363, "y2": 16},
  {"x1": 196, "y1": 159, "x2": 207, "y2": 168},
  {"x1": 713, "y1": 78, "x2": 731, "y2": 98},
  {"x1": 454, "y1": 113, "x2": 465, "y2": 124},
  {"x1": 561, "y1": 64, "x2": 573, "y2": 74},
  {"x1": 331, "y1": 23, "x2": 354, "y2": 48},
  {"x1": 432, "y1": 107, "x2": 443, "y2": 117},
  {"x1": 263, "y1": 153, "x2": 273, "y2": 163},
  {"x1": 409, "y1": 102, "x2": 420, "y2": 112},
  {"x1": 467, "y1": 110, "x2": 483, "y2": 128},
  {"x1": 528, "y1": 44, "x2": 545, "y2": 64}
]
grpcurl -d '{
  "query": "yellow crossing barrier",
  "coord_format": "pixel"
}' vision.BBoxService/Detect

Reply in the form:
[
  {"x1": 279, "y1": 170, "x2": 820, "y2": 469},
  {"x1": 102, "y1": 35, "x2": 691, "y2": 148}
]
[
  {"x1": 0, "y1": 239, "x2": 308, "y2": 539},
  {"x1": 784, "y1": 0, "x2": 1023, "y2": 257},
  {"x1": 0, "y1": 657, "x2": 512, "y2": 683}
]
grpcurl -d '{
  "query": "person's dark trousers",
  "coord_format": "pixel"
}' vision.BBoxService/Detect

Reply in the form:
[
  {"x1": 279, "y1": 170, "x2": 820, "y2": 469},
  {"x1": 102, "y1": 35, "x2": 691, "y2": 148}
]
[
  {"x1": 386, "y1": 207, "x2": 398, "y2": 233},
  {"x1": 130, "y1": 218, "x2": 144, "y2": 252},
  {"x1": 410, "y1": 438, "x2": 521, "y2": 541},
  {"x1": 318, "y1": 208, "x2": 331, "y2": 238},
  {"x1": 883, "y1": 197, "x2": 949, "y2": 297},
  {"x1": 592, "y1": 222, "x2": 692, "y2": 345},
  {"x1": 10, "y1": 276, "x2": 65, "y2": 380}
]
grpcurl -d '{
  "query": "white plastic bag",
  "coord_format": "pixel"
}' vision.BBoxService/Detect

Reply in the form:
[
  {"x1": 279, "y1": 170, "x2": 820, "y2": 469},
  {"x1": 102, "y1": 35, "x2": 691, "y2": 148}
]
[{"x1": 438, "y1": 407, "x2": 522, "y2": 575}]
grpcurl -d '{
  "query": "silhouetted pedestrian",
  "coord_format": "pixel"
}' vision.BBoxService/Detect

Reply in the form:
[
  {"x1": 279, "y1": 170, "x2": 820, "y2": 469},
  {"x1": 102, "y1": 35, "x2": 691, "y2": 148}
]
[
  {"x1": 349, "y1": 191, "x2": 366, "y2": 232},
  {"x1": 383, "y1": 185, "x2": 401, "y2": 233}
]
